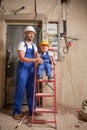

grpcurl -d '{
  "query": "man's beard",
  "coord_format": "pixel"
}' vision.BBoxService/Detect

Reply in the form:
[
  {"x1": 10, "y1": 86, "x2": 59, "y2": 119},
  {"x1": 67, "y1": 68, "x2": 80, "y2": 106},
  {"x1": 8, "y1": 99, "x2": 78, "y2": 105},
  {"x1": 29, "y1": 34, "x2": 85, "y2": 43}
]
[{"x1": 28, "y1": 37, "x2": 33, "y2": 41}]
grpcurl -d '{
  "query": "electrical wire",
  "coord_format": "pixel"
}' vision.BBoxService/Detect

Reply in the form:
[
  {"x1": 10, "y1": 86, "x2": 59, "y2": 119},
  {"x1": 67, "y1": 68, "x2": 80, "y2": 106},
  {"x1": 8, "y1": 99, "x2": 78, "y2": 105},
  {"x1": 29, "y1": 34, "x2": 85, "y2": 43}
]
[{"x1": 67, "y1": 52, "x2": 77, "y2": 109}]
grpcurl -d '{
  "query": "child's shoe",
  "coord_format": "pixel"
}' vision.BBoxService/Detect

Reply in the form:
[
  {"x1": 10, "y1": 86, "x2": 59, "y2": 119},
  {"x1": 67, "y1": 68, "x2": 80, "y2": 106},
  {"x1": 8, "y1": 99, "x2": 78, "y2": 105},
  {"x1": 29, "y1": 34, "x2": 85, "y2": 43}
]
[
  {"x1": 48, "y1": 75, "x2": 53, "y2": 80},
  {"x1": 38, "y1": 75, "x2": 42, "y2": 80}
]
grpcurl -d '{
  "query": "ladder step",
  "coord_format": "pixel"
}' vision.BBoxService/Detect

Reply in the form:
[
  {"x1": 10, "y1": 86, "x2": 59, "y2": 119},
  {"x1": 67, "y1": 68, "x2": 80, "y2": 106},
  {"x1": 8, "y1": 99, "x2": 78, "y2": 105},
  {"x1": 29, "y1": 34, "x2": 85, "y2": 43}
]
[
  {"x1": 36, "y1": 79, "x2": 55, "y2": 82},
  {"x1": 35, "y1": 107, "x2": 54, "y2": 113},
  {"x1": 32, "y1": 120, "x2": 56, "y2": 124},
  {"x1": 36, "y1": 93, "x2": 54, "y2": 97}
]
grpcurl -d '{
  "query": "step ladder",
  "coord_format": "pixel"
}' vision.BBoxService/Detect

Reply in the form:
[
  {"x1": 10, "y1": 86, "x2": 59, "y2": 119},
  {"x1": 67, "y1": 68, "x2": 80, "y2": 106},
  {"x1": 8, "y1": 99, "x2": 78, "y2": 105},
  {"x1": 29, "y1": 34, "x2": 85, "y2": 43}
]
[{"x1": 31, "y1": 49, "x2": 57, "y2": 129}]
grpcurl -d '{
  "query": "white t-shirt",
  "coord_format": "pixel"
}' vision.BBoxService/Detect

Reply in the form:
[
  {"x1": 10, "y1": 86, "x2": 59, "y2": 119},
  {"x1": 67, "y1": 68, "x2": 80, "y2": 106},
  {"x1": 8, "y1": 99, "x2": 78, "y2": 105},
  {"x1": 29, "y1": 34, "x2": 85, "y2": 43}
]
[{"x1": 18, "y1": 41, "x2": 38, "y2": 53}]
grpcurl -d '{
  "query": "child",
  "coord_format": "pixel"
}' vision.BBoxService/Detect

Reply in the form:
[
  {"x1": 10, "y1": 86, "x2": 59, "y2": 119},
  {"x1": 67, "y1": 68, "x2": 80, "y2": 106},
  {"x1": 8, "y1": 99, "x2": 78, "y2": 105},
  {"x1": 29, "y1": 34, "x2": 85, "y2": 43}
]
[{"x1": 37, "y1": 41, "x2": 55, "y2": 80}]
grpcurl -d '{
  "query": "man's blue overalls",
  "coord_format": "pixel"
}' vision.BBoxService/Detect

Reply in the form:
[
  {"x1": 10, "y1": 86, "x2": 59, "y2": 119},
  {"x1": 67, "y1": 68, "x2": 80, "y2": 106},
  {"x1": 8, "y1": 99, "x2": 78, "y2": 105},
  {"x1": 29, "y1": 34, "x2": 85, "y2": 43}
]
[
  {"x1": 37, "y1": 52, "x2": 52, "y2": 76},
  {"x1": 13, "y1": 43, "x2": 36, "y2": 115}
]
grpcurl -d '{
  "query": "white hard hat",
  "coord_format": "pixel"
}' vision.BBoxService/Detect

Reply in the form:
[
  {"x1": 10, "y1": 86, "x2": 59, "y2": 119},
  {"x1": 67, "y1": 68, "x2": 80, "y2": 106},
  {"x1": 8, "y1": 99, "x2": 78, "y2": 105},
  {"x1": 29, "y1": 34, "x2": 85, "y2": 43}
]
[{"x1": 24, "y1": 26, "x2": 36, "y2": 33}]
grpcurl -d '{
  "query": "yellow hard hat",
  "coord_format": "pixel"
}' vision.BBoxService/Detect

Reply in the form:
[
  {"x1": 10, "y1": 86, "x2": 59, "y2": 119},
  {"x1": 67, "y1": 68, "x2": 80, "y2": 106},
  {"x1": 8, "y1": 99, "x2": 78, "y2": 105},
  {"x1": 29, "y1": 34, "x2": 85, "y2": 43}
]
[{"x1": 40, "y1": 41, "x2": 49, "y2": 47}]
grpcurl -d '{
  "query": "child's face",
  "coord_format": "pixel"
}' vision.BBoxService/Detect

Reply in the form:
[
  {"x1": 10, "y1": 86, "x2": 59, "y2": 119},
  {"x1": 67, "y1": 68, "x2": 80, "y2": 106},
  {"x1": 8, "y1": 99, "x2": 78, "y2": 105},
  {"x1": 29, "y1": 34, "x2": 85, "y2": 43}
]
[{"x1": 41, "y1": 45, "x2": 49, "y2": 52}]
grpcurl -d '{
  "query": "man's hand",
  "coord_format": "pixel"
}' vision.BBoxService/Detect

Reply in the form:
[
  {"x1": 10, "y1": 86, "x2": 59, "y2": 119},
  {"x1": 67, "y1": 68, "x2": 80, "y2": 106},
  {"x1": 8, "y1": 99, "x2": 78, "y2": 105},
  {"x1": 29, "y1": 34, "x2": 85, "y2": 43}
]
[{"x1": 36, "y1": 57, "x2": 44, "y2": 64}]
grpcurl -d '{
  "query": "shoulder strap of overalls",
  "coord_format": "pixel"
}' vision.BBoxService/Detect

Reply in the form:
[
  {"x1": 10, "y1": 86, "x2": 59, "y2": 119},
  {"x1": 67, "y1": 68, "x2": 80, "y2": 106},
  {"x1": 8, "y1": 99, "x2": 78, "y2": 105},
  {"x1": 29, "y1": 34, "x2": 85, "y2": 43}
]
[
  {"x1": 24, "y1": 41, "x2": 27, "y2": 48},
  {"x1": 24, "y1": 41, "x2": 34, "y2": 50}
]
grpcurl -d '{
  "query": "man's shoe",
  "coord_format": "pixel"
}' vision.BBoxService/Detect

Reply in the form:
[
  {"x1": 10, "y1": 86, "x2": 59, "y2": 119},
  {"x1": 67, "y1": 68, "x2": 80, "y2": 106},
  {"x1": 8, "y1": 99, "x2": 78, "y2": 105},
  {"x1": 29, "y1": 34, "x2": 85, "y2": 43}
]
[
  {"x1": 28, "y1": 112, "x2": 43, "y2": 116},
  {"x1": 13, "y1": 114, "x2": 22, "y2": 120}
]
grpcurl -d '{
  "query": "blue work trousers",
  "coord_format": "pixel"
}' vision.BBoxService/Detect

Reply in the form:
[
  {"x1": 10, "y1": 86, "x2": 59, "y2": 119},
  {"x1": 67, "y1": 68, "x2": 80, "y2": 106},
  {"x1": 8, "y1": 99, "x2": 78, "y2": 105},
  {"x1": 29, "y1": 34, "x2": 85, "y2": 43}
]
[
  {"x1": 37, "y1": 62, "x2": 52, "y2": 76},
  {"x1": 13, "y1": 44, "x2": 36, "y2": 115}
]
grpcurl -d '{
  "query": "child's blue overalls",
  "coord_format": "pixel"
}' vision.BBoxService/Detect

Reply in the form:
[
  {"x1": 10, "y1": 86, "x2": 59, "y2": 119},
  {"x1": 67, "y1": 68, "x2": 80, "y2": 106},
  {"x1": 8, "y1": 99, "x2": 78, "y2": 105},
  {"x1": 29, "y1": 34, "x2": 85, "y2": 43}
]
[
  {"x1": 13, "y1": 42, "x2": 36, "y2": 115},
  {"x1": 37, "y1": 52, "x2": 52, "y2": 76}
]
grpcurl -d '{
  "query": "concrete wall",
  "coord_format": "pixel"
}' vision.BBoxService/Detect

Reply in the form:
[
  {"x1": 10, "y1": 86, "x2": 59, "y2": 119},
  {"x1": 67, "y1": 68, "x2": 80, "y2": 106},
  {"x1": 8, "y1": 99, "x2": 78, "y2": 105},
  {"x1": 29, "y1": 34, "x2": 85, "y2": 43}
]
[
  {"x1": 66, "y1": 0, "x2": 87, "y2": 108},
  {"x1": 56, "y1": 0, "x2": 87, "y2": 109},
  {"x1": 0, "y1": 0, "x2": 87, "y2": 109}
]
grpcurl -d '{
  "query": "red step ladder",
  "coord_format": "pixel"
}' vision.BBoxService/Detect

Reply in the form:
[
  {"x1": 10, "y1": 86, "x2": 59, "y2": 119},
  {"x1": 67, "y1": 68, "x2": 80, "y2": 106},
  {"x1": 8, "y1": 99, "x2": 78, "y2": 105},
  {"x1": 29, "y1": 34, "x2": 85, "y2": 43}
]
[{"x1": 31, "y1": 49, "x2": 57, "y2": 129}]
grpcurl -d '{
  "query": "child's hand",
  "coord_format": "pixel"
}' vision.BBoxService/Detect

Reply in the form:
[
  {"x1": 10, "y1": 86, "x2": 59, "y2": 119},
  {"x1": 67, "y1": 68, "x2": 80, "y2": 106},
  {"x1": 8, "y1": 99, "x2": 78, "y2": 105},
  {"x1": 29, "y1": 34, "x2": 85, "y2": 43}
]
[{"x1": 50, "y1": 56, "x2": 56, "y2": 65}]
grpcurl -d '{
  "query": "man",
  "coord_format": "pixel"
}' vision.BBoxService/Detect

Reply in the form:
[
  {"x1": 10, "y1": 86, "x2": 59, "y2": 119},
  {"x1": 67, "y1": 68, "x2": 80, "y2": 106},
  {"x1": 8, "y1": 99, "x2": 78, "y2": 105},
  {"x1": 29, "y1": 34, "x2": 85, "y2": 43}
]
[{"x1": 13, "y1": 26, "x2": 43, "y2": 120}]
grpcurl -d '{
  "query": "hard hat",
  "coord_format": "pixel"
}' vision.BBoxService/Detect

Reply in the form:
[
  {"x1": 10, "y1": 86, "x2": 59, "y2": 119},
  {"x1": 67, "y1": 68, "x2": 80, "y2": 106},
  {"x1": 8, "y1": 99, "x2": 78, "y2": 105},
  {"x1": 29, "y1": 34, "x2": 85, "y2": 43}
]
[
  {"x1": 24, "y1": 26, "x2": 36, "y2": 33},
  {"x1": 40, "y1": 41, "x2": 49, "y2": 47}
]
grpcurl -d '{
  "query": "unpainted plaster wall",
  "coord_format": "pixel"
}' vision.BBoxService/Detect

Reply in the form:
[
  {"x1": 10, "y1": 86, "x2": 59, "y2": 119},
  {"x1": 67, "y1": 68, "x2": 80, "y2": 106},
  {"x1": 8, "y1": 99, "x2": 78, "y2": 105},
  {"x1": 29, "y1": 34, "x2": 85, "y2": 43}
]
[{"x1": 56, "y1": 0, "x2": 87, "y2": 108}]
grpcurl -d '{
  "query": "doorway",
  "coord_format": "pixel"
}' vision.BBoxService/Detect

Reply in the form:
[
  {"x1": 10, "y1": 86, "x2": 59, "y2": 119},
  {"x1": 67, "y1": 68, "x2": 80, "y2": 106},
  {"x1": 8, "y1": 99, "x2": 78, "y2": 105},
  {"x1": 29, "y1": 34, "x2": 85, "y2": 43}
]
[{"x1": 5, "y1": 22, "x2": 42, "y2": 105}]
